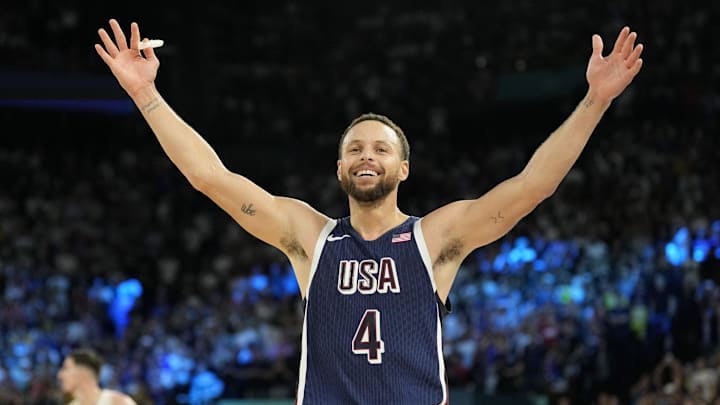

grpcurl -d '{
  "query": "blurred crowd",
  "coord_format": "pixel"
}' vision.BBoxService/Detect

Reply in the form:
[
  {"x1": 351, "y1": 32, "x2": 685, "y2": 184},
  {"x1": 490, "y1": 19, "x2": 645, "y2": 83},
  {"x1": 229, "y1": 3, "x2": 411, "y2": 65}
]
[{"x1": 2, "y1": 1, "x2": 720, "y2": 404}]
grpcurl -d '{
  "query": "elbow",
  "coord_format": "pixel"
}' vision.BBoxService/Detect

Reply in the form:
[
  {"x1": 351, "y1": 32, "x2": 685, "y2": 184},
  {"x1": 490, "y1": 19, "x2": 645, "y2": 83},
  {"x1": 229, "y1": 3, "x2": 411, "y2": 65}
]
[
  {"x1": 519, "y1": 174, "x2": 556, "y2": 205},
  {"x1": 188, "y1": 174, "x2": 210, "y2": 192},
  {"x1": 186, "y1": 164, "x2": 223, "y2": 193},
  {"x1": 534, "y1": 183, "x2": 557, "y2": 202},
  {"x1": 525, "y1": 188, "x2": 552, "y2": 210}
]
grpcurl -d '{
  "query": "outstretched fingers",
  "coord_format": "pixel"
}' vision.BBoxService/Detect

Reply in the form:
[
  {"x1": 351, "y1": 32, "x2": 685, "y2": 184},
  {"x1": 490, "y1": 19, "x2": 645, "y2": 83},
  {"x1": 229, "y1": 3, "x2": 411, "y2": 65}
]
[
  {"x1": 610, "y1": 26, "x2": 643, "y2": 75},
  {"x1": 611, "y1": 26, "x2": 630, "y2": 55},
  {"x1": 629, "y1": 57, "x2": 643, "y2": 77},
  {"x1": 97, "y1": 28, "x2": 119, "y2": 57},
  {"x1": 591, "y1": 34, "x2": 604, "y2": 58},
  {"x1": 130, "y1": 22, "x2": 140, "y2": 51},
  {"x1": 626, "y1": 43, "x2": 644, "y2": 68},
  {"x1": 620, "y1": 31, "x2": 637, "y2": 59},
  {"x1": 94, "y1": 43, "x2": 114, "y2": 67},
  {"x1": 141, "y1": 38, "x2": 158, "y2": 61},
  {"x1": 109, "y1": 19, "x2": 128, "y2": 51}
]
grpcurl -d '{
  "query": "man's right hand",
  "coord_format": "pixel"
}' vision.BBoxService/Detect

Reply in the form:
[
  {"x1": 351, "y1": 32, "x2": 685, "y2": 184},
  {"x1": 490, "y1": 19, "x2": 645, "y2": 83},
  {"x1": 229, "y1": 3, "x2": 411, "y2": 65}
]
[{"x1": 95, "y1": 19, "x2": 160, "y2": 98}]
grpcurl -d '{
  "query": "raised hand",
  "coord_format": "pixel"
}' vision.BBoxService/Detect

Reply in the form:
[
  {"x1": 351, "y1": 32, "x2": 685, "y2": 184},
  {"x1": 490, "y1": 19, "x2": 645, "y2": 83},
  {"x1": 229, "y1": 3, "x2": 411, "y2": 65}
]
[
  {"x1": 95, "y1": 19, "x2": 160, "y2": 97},
  {"x1": 586, "y1": 26, "x2": 644, "y2": 102}
]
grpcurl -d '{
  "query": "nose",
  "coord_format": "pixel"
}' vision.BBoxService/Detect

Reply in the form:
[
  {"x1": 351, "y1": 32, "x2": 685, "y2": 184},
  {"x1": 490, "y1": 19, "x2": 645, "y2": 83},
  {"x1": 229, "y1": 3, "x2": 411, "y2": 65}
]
[{"x1": 360, "y1": 150, "x2": 374, "y2": 161}]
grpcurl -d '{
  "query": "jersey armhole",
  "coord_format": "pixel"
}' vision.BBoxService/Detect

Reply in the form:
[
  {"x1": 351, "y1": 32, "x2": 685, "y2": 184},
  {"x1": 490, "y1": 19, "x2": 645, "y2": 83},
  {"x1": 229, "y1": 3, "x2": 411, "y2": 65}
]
[
  {"x1": 304, "y1": 218, "x2": 337, "y2": 299},
  {"x1": 415, "y1": 218, "x2": 452, "y2": 313},
  {"x1": 435, "y1": 292, "x2": 452, "y2": 316}
]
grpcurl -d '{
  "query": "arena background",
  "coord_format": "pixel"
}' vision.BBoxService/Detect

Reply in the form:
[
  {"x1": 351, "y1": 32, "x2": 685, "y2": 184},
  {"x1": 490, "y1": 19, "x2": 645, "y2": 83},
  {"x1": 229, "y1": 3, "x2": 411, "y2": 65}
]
[{"x1": 2, "y1": 1, "x2": 720, "y2": 404}]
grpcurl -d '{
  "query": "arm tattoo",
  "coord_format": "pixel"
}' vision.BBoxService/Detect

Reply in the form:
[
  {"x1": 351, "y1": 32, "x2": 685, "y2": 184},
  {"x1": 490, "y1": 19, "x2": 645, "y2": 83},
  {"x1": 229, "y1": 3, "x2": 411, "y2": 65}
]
[
  {"x1": 491, "y1": 211, "x2": 504, "y2": 224},
  {"x1": 141, "y1": 98, "x2": 161, "y2": 114},
  {"x1": 582, "y1": 97, "x2": 594, "y2": 109},
  {"x1": 241, "y1": 203, "x2": 256, "y2": 216}
]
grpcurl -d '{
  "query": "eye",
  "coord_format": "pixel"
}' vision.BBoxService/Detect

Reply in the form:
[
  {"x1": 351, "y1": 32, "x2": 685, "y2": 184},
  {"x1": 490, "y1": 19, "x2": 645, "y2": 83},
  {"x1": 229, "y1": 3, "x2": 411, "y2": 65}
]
[
  {"x1": 349, "y1": 147, "x2": 360, "y2": 153},
  {"x1": 376, "y1": 147, "x2": 387, "y2": 153}
]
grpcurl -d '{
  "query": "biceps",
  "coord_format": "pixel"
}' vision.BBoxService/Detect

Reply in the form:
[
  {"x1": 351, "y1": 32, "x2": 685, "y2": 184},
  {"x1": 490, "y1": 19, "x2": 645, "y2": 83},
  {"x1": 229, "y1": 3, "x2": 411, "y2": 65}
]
[
  {"x1": 455, "y1": 176, "x2": 545, "y2": 247},
  {"x1": 200, "y1": 169, "x2": 291, "y2": 247}
]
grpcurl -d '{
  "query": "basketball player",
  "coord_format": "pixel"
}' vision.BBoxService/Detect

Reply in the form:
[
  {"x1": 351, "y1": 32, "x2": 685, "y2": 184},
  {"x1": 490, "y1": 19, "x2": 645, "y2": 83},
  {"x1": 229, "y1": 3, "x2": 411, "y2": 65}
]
[
  {"x1": 95, "y1": 19, "x2": 643, "y2": 404},
  {"x1": 57, "y1": 349, "x2": 136, "y2": 405}
]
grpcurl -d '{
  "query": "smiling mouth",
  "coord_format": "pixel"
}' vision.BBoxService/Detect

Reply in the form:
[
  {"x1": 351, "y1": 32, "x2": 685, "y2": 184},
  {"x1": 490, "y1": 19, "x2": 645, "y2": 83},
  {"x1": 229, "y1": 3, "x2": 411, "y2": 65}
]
[{"x1": 354, "y1": 169, "x2": 379, "y2": 177}]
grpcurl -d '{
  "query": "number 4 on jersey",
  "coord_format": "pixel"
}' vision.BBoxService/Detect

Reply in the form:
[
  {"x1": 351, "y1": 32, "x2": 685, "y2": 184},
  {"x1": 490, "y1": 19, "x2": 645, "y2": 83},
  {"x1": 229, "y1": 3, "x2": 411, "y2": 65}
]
[{"x1": 352, "y1": 309, "x2": 385, "y2": 364}]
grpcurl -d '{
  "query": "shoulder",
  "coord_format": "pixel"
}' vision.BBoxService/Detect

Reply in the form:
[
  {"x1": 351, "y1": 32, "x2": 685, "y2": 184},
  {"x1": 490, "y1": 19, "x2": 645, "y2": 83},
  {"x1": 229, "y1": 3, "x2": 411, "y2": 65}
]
[
  {"x1": 419, "y1": 201, "x2": 470, "y2": 247},
  {"x1": 103, "y1": 390, "x2": 136, "y2": 405},
  {"x1": 277, "y1": 197, "x2": 333, "y2": 233}
]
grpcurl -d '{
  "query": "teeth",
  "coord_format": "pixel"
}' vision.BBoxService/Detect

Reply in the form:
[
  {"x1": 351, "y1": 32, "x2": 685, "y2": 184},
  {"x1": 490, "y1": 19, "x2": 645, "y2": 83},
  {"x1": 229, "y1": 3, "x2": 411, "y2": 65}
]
[{"x1": 356, "y1": 169, "x2": 378, "y2": 177}]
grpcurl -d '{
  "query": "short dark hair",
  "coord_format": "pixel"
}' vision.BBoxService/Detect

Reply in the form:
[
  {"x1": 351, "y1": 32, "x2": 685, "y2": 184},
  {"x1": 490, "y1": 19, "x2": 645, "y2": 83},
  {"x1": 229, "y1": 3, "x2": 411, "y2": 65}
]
[
  {"x1": 68, "y1": 349, "x2": 103, "y2": 379},
  {"x1": 338, "y1": 113, "x2": 410, "y2": 161}
]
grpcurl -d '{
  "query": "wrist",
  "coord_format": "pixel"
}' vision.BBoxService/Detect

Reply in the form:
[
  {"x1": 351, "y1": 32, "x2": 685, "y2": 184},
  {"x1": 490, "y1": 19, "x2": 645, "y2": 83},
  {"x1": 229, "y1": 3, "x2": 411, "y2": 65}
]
[
  {"x1": 130, "y1": 84, "x2": 159, "y2": 107},
  {"x1": 584, "y1": 89, "x2": 613, "y2": 110}
]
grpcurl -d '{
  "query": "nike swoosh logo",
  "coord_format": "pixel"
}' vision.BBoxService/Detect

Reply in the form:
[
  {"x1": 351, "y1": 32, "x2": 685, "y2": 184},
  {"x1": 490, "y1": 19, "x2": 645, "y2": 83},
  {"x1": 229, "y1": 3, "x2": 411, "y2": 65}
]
[{"x1": 327, "y1": 234, "x2": 351, "y2": 242}]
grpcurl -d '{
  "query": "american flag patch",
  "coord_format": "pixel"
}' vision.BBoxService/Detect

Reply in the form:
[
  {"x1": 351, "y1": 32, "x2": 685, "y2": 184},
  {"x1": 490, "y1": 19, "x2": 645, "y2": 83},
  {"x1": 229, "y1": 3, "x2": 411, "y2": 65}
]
[{"x1": 391, "y1": 232, "x2": 412, "y2": 243}]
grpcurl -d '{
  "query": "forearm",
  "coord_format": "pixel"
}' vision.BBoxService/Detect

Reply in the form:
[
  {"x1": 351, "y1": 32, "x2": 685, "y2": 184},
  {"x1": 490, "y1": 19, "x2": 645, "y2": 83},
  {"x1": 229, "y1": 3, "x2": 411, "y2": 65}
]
[
  {"x1": 131, "y1": 85, "x2": 224, "y2": 186},
  {"x1": 520, "y1": 90, "x2": 611, "y2": 197}
]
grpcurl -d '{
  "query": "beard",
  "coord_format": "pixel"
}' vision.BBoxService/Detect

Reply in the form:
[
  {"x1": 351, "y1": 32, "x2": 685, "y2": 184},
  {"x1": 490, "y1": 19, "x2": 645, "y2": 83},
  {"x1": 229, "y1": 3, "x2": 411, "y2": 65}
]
[{"x1": 340, "y1": 172, "x2": 399, "y2": 203}]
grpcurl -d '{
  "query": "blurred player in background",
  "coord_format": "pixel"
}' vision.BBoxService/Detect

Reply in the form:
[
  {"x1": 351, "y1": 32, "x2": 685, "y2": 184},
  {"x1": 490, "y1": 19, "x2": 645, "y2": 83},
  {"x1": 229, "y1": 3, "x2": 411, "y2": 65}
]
[{"x1": 57, "y1": 349, "x2": 136, "y2": 405}]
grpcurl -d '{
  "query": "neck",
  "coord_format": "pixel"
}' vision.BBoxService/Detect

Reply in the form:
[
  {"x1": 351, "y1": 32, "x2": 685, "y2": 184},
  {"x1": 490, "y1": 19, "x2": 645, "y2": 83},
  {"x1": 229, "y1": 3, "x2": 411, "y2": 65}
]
[
  {"x1": 348, "y1": 191, "x2": 408, "y2": 240},
  {"x1": 72, "y1": 382, "x2": 102, "y2": 405}
]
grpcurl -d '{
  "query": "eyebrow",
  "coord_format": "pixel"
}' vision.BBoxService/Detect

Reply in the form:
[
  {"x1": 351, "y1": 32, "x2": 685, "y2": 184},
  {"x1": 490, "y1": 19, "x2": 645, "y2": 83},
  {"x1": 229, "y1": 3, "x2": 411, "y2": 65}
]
[{"x1": 346, "y1": 140, "x2": 393, "y2": 148}]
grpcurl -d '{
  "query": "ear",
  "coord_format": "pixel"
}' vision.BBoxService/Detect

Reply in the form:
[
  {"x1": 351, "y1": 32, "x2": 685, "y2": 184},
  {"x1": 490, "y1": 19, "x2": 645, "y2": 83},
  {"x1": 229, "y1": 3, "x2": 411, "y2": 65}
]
[
  {"x1": 336, "y1": 160, "x2": 342, "y2": 181},
  {"x1": 399, "y1": 160, "x2": 409, "y2": 181}
]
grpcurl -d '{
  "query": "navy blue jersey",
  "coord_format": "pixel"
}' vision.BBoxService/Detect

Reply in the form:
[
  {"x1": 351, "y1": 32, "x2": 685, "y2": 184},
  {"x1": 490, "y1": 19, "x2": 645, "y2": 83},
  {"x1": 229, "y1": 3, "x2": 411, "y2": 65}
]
[{"x1": 297, "y1": 216, "x2": 449, "y2": 404}]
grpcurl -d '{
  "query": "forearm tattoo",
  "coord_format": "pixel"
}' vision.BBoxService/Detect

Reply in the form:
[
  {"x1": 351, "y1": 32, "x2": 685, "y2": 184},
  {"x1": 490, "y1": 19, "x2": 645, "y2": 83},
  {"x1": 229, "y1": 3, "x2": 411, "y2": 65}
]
[
  {"x1": 582, "y1": 97, "x2": 594, "y2": 109},
  {"x1": 141, "y1": 98, "x2": 161, "y2": 114},
  {"x1": 241, "y1": 203, "x2": 256, "y2": 216},
  {"x1": 491, "y1": 211, "x2": 504, "y2": 224}
]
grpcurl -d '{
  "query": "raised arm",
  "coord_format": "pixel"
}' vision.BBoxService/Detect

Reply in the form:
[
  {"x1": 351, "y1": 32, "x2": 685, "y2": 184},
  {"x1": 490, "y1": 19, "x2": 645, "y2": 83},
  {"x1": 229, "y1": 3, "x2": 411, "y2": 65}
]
[
  {"x1": 422, "y1": 27, "x2": 643, "y2": 300},
  {"x1": 95, "y1": 19, "x2": 329, "y2": 293}
]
